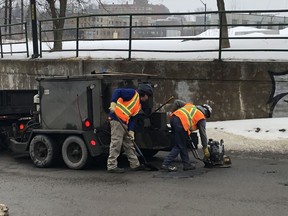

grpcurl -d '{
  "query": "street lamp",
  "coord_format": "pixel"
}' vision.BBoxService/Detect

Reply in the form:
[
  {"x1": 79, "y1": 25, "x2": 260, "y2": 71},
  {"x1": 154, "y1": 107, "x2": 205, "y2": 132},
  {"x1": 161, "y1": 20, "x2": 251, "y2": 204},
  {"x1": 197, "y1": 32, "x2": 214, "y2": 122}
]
[{"x1": 199, "y1": 0, "x2": 207, "y2": 31}]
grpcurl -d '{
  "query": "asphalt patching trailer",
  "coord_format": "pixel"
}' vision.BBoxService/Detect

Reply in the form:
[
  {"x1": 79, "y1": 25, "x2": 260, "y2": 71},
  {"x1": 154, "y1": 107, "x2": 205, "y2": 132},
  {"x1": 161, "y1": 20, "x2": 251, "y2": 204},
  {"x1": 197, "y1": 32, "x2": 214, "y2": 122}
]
[{"x1": 9, "y1": 73, "x2": 195, "y2": 169}]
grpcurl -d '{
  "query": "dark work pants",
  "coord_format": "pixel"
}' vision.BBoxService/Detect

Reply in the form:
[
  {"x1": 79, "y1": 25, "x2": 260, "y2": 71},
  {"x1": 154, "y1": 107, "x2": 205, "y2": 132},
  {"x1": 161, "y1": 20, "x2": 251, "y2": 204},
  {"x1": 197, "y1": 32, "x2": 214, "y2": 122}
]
[{"x1": 163, "y1": 115, "x2": 190, "y2": 167}]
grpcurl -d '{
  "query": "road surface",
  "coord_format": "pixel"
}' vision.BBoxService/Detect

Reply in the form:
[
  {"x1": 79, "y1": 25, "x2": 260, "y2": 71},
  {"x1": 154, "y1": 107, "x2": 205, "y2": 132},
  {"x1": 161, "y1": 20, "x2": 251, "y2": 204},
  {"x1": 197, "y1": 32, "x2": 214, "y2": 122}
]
[{"x1": 0, "y1": 151, "x2": 287, "y2": 216}]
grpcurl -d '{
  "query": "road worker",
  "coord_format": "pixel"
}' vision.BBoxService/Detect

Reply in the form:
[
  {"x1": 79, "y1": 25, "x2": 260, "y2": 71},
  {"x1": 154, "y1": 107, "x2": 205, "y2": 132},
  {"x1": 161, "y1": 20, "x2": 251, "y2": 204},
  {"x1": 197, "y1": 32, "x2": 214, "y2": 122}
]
[
  {"x1": 161, "y1": 99, "x2": 212, "y2": 172},
  {"x1": 107, "y1": 84, "x2": 153, "y2": 173}
]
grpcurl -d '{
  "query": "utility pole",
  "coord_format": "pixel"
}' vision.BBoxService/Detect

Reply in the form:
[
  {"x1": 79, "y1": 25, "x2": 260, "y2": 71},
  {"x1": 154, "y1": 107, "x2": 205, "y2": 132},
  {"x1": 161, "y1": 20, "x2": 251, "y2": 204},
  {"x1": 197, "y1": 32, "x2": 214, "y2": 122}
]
[
  {"x1": 30, "y1": 0, "x2": 39, "y2": 58},
  {"x1": 21, "y1": 0, "x2": 24, "y2": 23},
  {"x1": 8, "y1": 0, "x2": 12, "y2": 37},
  {"x1": 200, "y1": 0, "x2": 207, "y2": 31}
]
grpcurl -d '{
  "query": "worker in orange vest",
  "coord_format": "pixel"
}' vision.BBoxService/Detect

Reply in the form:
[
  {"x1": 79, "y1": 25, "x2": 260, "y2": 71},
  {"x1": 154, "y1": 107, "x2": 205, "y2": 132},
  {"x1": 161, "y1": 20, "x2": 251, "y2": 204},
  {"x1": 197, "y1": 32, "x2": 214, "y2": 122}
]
[
  {"x1": 107, "y1": 84, "x2": 153, "y2": 173},
  {"x1": 161, "y1": 99, "x2": 212, "y2": 172}
]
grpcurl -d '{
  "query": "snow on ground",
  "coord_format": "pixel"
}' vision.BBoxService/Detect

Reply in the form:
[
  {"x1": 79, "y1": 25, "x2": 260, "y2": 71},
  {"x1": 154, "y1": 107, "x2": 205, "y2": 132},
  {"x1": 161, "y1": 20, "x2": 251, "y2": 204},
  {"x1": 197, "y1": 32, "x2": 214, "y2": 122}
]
[
  {"x1": 2, "y1": 26, "x2": 288, "y2": 61},
  {"x1": 206, "y1": 118, "x2": 288, "y2": 154}
]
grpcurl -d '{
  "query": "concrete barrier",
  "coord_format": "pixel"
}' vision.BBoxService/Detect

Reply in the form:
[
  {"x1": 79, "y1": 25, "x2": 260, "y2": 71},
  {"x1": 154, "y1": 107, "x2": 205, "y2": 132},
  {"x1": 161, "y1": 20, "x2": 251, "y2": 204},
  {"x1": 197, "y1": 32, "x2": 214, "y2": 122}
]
[{"x1": 1, "y1": 59, "x2": 287, "y2": 120}]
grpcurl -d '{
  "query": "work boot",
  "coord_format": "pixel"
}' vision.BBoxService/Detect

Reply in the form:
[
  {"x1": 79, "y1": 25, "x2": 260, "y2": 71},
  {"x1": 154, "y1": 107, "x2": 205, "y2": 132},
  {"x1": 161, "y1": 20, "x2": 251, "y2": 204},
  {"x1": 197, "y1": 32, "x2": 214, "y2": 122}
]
[
  {"x1": 130, "y1": 164, "x2": 146, "y2": 171},
  {"x1": 107, "y1": 167, "x2": 125, "y2": 173},
  {"x1": 183, "y1": 163, "x2": 196, "y2": 171},
  {"x1": 161, "y1": 164, "x2": 178, "y2": 172}
]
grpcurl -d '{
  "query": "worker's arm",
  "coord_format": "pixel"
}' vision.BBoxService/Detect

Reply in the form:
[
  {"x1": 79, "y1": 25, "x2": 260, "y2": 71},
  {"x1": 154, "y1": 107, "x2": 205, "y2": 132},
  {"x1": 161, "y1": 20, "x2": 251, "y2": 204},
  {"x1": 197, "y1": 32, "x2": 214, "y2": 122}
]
[
  {"x1": 111, "y1": 88, "x2": 136, "y2": 102},
  {"x1": 109, "y1": 88, "x2": 136, "y2": 113},
  {"x1": 197, "y1": 119, "x2": 208, "y2": 148}
]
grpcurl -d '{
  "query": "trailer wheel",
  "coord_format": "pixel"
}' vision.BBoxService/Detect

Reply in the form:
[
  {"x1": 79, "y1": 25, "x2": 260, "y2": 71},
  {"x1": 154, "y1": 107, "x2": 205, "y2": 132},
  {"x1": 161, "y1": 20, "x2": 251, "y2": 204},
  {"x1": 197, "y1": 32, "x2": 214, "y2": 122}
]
[
  {"x1": 62, "y1": 136, "x2": 89, "y2": 170},
  {"x1": 29, "y1": 135, "x2": 57, "y2": 168}
]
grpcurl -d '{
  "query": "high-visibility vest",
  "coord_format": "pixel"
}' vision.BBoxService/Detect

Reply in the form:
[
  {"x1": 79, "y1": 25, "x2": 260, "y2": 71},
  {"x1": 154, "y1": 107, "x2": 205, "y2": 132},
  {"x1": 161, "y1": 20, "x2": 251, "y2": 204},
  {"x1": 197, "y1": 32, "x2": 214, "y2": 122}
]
[
  {"x1": 173, "y1": 103, "x2": 205, "y2": 134},
  {"x1": 114, "y1": 91, "x2": 141, "y2": 124}
]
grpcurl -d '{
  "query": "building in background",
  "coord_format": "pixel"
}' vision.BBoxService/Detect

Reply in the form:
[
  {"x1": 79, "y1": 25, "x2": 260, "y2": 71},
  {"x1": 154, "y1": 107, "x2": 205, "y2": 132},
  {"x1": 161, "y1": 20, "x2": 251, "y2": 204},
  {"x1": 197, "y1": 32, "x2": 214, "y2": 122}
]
[{"x1": 209, "y1": 13, "x2": 288, "y2": 31}]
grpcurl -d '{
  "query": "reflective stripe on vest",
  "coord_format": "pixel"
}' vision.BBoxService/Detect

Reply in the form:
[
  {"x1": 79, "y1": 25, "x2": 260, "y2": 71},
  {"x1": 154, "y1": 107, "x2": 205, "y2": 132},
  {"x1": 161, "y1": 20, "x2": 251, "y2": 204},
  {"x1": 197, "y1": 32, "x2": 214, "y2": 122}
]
[
  {"x1": 114, "y1": 91, "x2": 141, "y2": 124},
  {"x1": 173, "y1": 103, "x2": 205, "y2": 134},
  {"x1": 178, "y1": 105, "x2": 197, "y2": 129}
]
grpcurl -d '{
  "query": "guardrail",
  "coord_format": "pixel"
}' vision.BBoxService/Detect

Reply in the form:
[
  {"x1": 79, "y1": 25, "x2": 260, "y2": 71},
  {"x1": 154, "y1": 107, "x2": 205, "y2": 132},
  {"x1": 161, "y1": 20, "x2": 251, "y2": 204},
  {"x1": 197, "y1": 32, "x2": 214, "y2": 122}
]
[
  {"x1": 38, "y1": 9, "x2": 288, "y2": 60},
  {"x1": 0, "y1": 23, "x2": 29, "y2": 58},
  {"x1": 1, "y1": 9, "x2": 288, "y2": 60}
]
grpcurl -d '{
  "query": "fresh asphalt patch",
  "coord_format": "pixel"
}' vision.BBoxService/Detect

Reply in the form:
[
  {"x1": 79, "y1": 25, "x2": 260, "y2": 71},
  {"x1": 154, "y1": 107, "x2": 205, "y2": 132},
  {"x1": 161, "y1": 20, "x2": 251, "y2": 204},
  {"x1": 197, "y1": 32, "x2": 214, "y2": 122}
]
[{"x1": 153, "y1": 168, "x2": 210, "y2": 179}]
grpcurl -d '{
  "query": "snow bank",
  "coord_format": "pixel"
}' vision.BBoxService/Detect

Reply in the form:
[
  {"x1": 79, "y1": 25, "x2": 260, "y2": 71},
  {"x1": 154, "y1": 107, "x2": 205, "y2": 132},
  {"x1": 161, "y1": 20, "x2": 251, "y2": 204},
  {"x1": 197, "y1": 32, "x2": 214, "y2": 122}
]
[{"x1": 206, "y1": 118, "x2": 288, "y2": 154}]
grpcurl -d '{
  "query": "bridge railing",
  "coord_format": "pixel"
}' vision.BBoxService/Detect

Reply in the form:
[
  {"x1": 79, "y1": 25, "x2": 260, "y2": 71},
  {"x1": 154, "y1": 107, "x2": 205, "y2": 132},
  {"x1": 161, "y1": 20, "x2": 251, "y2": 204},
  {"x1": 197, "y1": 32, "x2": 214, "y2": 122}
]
[
  {"x1": 0, "y1": 22, "x2": 29, "y2": 58},
  {"x1": 1, "y1": 9, "x2": 288, "y2": 60}
]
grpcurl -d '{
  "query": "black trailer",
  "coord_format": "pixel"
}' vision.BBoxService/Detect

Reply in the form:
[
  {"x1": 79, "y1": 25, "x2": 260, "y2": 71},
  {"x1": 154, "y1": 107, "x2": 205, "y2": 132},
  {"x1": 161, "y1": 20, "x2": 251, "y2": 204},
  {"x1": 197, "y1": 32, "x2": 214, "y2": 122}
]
[
  {"x1": 9, "y1": 74, "x2": 198, "y2": 169},
  {"x1": 0, "y1": 90, "x2": 37, "y2": 150}
]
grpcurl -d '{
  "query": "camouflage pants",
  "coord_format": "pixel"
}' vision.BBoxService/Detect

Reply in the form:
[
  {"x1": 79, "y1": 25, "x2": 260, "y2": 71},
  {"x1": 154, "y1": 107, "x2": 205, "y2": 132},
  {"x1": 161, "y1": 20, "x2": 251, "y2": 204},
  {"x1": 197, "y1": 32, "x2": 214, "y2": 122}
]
[{"x1": 107, "y1": 120, "x2": 140, "y2": 170}]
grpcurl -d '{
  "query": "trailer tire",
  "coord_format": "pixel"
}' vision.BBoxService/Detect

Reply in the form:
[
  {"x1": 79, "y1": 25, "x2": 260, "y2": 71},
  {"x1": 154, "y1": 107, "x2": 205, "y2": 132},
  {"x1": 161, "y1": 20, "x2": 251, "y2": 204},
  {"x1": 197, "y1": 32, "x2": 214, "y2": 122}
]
[
  {"x1": 62, "y1": 136, "x2": 89, "y2": 170},
  {"x1": 29, "y1": 135, "x2": 57, "y2": 168}
]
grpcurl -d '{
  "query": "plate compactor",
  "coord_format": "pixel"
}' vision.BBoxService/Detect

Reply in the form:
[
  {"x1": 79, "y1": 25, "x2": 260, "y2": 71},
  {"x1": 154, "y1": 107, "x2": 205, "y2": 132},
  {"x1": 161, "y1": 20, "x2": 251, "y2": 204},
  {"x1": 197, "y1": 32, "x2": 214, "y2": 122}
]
[{"x1": 188, "y1": 136, "x2": 232, "y2": 168}]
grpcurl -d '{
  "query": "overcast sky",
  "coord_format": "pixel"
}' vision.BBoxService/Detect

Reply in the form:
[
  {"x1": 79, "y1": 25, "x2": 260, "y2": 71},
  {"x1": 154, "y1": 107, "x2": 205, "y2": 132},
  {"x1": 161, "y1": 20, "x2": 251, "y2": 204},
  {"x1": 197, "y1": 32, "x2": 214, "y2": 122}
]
[{"x1": 102, "y1": 0, "x2": 288, "y2": 12}]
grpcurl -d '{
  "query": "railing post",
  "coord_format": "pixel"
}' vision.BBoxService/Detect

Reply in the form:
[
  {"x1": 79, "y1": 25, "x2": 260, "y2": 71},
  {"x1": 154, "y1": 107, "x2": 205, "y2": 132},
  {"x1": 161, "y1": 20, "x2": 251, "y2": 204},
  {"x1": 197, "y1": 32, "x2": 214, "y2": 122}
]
[
  {"x1": 218, "y1": 11, "x2": 223, "y2": 60},
  {"x1": 25, "y1": 23, "x2": 29, "y2": 57},
  {"x1": 128, "y1": 15, "x2": 132, "y2": 60},
  {"x1": 38, "y1": 21, "x2": 42, "y2": 57},
  {"x1": 30, "y1": 0, "x2": 39, "y2": 58},
  {"x1": 0, "y1": 27, "x2": 3, "y2": 58},
  {"x1": 76, "y1": 17, "x2": 79, "y2": 57}
]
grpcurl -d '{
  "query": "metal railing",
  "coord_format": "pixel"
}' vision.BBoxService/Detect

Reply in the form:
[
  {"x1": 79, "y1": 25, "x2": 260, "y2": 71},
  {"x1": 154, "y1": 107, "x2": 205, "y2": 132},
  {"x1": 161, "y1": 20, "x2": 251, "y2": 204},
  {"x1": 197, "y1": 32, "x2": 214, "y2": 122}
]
[
  {"x1": 1, "y1": 9, "x2": 288, "y2": 60},
  {"x1": 39, "y1": 9, "x2": 288, "y2": 60},
  {"x1": 0, "y1": 23, "x2": 29, "y2": 58}
]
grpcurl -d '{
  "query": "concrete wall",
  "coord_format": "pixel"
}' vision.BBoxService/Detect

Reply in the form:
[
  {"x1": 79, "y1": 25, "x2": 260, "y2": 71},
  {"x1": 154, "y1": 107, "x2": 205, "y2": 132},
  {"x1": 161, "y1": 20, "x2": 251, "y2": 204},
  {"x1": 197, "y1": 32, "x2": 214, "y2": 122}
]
[{"x1": 1, "y1": 59, "x2": 288, "y2": 121}]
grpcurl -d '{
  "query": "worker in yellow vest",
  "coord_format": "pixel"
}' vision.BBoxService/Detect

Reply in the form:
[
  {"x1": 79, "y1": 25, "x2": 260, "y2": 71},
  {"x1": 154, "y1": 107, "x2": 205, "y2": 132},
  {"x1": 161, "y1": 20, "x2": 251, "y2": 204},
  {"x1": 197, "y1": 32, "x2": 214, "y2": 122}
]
[
  {"x1": 107, "y1": 84, "x2": 153, "y2": 173},
  {"x1": 161, "y1": 99, "x2": 212, "y2": 172}
]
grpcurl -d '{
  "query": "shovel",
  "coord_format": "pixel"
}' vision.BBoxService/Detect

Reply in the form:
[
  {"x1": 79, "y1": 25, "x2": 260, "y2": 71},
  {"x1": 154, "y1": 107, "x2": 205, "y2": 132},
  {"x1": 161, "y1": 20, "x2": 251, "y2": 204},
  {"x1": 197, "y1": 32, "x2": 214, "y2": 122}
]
[
  {"x1": 115, "y1": 115, "x2": 158, "y2": 171},
  {"x1": 150, "y1": 96, "x2": 174, "y2": 115}
]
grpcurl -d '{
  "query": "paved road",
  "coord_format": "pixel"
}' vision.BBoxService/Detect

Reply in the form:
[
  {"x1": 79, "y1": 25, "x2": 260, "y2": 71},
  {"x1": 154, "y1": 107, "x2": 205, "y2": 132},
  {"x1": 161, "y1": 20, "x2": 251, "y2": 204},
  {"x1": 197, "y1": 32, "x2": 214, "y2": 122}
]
[{"x1": 0, "y1": 151, "x2": 287, "y2": 216}]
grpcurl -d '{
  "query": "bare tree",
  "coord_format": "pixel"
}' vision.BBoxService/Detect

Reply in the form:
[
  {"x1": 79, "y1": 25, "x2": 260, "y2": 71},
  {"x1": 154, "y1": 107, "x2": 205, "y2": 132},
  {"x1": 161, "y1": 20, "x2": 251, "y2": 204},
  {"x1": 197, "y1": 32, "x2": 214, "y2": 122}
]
[
  {"x1": 4, "y1": 0, "x2": 8, "y2": 32},
  {"x1": 46, "y1": 0, "x2": 67, "y2": 50},
  {"x1": 217, "y1": 0, "x2": 230, "y2": 48}
]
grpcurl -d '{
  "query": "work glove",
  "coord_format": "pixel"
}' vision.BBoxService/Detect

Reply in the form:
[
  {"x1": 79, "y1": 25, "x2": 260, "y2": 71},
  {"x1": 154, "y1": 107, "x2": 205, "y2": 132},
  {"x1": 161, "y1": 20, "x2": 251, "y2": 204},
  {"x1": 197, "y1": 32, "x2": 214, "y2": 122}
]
[
  {"x1": 202, "y1": 146, "x2": 210, "y2": 159},
  {"x1": 128, "y1": 130, "x2": 135, "y2": 141},
  {"x1": 109, "y1": 102, "x2": 117, "y2": 113}
]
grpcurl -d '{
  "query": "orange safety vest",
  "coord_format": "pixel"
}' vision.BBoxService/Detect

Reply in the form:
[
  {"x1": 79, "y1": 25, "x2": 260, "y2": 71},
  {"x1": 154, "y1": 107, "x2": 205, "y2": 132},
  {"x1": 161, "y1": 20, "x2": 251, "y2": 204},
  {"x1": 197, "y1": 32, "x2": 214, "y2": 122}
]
[
  {"x1": 114, "y1": 91, "x2": 141, "y2": 124},
  {"x1": 173, "y1": 103, "x2": 205, "y2": 135}
]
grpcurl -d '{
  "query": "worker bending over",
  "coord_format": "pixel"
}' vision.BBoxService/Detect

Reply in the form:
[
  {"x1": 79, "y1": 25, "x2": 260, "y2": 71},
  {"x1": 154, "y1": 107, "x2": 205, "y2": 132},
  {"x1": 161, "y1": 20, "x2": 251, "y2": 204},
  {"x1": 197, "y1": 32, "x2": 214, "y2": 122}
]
[{"x1": 162, "y1": 99, "x2": 212, "y2": 172}]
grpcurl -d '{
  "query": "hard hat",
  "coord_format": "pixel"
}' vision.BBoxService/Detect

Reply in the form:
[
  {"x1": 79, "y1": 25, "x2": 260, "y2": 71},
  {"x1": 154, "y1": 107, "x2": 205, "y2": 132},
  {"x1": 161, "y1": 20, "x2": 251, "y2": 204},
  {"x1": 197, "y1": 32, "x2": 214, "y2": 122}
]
[
  {"x1": 138, "y1": 83, "x2": 153, "y2": 97},
  {"x1": 202, "y1": 104, "x2": 212, "y2": 118}
]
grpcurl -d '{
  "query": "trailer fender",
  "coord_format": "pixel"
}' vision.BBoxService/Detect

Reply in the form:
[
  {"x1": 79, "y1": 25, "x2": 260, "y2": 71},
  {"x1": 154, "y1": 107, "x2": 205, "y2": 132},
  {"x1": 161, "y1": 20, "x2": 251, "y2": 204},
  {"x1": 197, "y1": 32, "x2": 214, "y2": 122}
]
[{"x1": 82, "y1": 131, "x2": 103, "y2": 157}]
